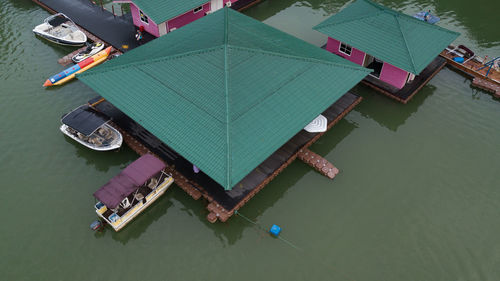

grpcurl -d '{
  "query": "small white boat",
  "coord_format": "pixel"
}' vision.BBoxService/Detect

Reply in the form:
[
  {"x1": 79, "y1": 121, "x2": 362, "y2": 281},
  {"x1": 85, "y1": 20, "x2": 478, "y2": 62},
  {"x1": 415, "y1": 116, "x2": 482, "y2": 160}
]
[
  {"x1": 94, "y1": 154, "x2": 174, "y2": 232},
  {"x1": 33, "y1": 13, "x2": 87, "y2": 46},
  {"x1": 72, "y1": 42, "x2": 105, "y2": 63},
  {"x1": 60, "y1": 105, "x2": 122, "y2": 151}
]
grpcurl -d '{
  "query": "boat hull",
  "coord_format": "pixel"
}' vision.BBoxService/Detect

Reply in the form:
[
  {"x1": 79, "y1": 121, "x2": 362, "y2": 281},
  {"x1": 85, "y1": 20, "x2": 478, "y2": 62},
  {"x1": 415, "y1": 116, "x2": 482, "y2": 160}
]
[{"x1": 33, "y1": 31, "x2": 86, "y2": 46}]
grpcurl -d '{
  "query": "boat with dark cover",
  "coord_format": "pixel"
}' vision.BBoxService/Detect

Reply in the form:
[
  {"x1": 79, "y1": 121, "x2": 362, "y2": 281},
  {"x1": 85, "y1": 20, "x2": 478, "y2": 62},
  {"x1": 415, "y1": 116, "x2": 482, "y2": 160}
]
[{"x1": 60, "y1": 105, "x2": 122, "y2": 151}]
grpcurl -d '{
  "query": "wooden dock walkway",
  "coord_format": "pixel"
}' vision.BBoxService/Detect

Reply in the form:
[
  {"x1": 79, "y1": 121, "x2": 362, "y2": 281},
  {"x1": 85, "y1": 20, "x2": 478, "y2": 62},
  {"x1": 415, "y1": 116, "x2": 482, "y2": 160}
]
[
  {"x1": 297, "y1": 149, "x2": 339, "y2": 179},
  {"x1": 32, "y1": 0, "x2": 155, "y2": 52},
  {"x1": 472, "y1": 77, "x2": 500, "y2": 98}
]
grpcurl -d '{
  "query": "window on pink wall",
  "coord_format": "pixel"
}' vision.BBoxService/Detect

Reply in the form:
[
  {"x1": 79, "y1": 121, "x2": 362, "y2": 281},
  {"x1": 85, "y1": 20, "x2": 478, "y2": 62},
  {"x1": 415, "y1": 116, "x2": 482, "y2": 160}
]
[
  {"x1": 193, "y1": 6, "x2": 203, "y2": 13},
  {"x1": 339, "y1": 43, "x2": 352, "y2": 56},
  {"x1": 139, "y1": 10, "x2": 149, "y2": 24}
]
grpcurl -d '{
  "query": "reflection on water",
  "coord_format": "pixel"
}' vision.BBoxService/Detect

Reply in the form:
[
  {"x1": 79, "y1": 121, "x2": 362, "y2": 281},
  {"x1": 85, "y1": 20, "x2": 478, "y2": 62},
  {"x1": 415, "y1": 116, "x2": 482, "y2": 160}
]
[
  {"x1": 353, "y1": 83, "x2": 436, "y2": 131},
  {"x1": 106, "y1": 196, "x2": 173, "y2": 244}
]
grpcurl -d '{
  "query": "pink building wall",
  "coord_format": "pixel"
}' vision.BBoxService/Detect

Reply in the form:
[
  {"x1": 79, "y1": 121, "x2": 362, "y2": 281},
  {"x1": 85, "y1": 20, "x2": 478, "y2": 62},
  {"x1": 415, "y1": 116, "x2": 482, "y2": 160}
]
[
  {"x1": 130, "y1": 3, "x2": 160, "y2": 37},
  {"x1": 167, "y1": 3, "x2": 211, "y2": 32},
  {"x1": 326, "y1": 37, "x2": 409, "y2": 89},
  {"x1": 130, "y1": 0, "x2": 240, "y2": 37},
  {"x1": 378, "y1": 63, "x2": 408, "y2": 89},
  {"x1": 326, "y1": 37, "x2": 365, "y2": 65}
]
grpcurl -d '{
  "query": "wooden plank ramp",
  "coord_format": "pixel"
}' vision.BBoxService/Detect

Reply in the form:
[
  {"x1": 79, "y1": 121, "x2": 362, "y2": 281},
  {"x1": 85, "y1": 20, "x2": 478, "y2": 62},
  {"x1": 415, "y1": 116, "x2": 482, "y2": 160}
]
[
  {"x1": 297, "y1": 148, "x2": 339, "y2": 179},
  {"x1": 58, "y1": 45, "x2": 88, "y2": 66},
  {"x1": 472, "y1": 77, "x2": 500, "y2": 98}
]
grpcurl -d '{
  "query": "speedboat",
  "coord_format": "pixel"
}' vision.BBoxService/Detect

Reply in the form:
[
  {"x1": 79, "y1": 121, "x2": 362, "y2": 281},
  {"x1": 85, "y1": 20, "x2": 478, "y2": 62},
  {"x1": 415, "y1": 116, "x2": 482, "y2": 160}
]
[
  {"x1": 72, "y1": 42, "x2": 105, "y2": 63},
  {"x1": 60, "y1": 105, "x2": 122, "y2": 151},
  {"x1": 33, "y1": 13, "x2": 87, "y2": 46},
  {"x1": 93, "y1": 154, "x2": 174, "y2": 232}
]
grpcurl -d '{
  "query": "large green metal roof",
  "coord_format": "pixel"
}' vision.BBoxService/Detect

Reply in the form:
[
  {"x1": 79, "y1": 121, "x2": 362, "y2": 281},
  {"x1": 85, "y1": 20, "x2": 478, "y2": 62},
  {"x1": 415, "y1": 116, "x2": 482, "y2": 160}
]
[
  {"x1": 131, "y1": 0, "x2": 207, "y2": 23},
  {"x1": 78, "y1": 8, "x2": 370, "y2": 190},
  {"x1": 313, "y1": 0, "x2": 460, "y2": 74}
]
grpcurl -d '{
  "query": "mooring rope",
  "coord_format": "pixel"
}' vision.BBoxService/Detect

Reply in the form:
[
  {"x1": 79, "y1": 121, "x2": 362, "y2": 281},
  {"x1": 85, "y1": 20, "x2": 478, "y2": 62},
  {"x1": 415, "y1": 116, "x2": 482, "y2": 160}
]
[
  {"x1": 235, "y1": 210, "x2": 301, "y2": 250},
  {"x1": 234, "y1": 210, "x2": 359, "y2": 281}
]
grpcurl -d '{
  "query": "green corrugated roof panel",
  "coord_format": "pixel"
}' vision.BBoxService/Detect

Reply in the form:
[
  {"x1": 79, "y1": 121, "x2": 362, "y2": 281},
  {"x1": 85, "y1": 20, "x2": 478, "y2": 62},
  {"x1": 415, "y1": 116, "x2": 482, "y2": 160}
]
[
  {"x1": 78, "y1": 8, "x2": 370, "y2": 189},
  {"x1": 313, "y1": 0, "x2": 460, "y2": 74},
  {"x1": 131, "y1": 0, "x2": 207, "y2": 23}
]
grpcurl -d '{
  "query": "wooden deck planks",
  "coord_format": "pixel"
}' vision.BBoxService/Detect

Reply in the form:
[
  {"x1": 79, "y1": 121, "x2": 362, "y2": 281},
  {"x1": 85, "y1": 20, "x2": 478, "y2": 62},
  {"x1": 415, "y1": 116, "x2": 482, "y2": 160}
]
[{"x1": 472, "y1": 77, "x2": 500, "y2": 98}]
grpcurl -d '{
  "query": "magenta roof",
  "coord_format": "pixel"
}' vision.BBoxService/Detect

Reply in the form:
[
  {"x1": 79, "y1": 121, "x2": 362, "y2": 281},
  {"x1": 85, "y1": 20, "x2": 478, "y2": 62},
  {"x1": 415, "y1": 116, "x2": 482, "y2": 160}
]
[{"x1": 94, "y1": 154, "x2": 166, "y2": 208}]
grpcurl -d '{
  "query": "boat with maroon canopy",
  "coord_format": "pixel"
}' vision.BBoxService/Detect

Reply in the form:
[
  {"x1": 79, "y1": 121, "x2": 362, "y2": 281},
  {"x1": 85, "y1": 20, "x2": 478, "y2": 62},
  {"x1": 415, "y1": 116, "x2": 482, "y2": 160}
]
[{"x1": 94, "y1": 154, "x2": 174, "y2": 231}]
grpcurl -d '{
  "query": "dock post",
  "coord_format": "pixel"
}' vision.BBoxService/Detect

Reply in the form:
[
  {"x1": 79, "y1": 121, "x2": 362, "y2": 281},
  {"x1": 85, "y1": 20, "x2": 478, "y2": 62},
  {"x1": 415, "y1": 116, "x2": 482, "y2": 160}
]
[
  {"x1": 121, "y1": 5, "x2": 124, "y2": 16},
  {"x1": 100, "y1": 0, "x2": 103, "y2": 10},
  {"x1": 112, "y1": 5, "x2": 115, "y2": 17}
]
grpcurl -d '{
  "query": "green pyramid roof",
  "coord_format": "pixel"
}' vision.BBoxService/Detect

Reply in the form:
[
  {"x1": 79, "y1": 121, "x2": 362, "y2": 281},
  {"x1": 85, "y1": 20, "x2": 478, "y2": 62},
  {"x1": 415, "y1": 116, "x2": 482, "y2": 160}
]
[
  {"x1": 78, "y1": 8, "x2": 370, "y2": 190},
  {"x1": 131, "y1": 0, "x2": 207, "y2": 23},
  {"x1": 314, "y1": 0, "x2": 460, "y2": 74}
]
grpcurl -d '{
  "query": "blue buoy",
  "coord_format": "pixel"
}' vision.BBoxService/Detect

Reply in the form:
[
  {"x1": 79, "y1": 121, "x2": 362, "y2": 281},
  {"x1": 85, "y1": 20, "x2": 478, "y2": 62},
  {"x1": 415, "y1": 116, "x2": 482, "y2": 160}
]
[
  {"x1": 453, "y1": 57, "x2": 465, "y2": 63},
  {"x1": 269, "y1": 224, "x2": 281, "y2": 236}
]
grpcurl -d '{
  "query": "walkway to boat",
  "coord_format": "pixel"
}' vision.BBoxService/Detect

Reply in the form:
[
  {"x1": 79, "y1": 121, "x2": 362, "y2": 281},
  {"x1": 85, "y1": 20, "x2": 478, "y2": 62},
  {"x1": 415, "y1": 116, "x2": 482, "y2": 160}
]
[
  {"x1": 90, "y1": 92, "x2": 362, "y2": 223},
  {"x1": 362, "y1": 56, "x2": 447, "y2": 104},
  {"x1": 32, "y1": 0, "x2": 155, "y2": 52}
]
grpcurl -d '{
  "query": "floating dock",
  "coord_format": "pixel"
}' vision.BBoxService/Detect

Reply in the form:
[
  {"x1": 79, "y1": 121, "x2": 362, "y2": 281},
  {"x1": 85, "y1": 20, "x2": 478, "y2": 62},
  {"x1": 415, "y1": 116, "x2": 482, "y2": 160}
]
[
  {"x1": 297, "y1": 149, "x2": 339, "y2": 179},
  {"x1": 472, "y1": 78, "x2": 500, "y2": 98},
  {"x1": 33, "y1": 0, "x2": 155, "y2": 52},
  {"x1": 32, "y1": 0, "x2": 262, "y2": 53},
  {"x1": 91, "y1": 92, "x2": 362, "y2": 223},
  {"x1": 440, "y1": 49, "x2": 500, "y2": 98},
  {"x1": 362, "y1": 56, "x2": 447, "y2": 104}
]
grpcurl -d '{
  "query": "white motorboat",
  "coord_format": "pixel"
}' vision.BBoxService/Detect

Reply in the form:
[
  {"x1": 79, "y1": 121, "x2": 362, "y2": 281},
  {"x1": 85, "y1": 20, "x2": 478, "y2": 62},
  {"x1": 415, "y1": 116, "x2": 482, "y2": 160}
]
[
  {"x1": 72, "y1": 42, "x2": 105, "y2": 63},
  {"x1": 33, "y1": 13, "x2": 87, "y2": 46},
  {"x1": 60, "y1": 105, "x2": 122, "y2": 151}
]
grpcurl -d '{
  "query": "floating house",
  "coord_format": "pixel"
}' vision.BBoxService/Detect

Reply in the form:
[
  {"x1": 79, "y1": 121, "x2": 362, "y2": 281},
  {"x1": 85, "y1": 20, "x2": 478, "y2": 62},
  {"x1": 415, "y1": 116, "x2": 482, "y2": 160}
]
[
  {"x1": 115, "y1": 0, "x2": 241, "y2": 37},
  {"x1": 79, "y1": 8, "x2": 370, "y2": 222},
  {"x1": 314, "y1": 0, "x2": 460, "y2": 103}
]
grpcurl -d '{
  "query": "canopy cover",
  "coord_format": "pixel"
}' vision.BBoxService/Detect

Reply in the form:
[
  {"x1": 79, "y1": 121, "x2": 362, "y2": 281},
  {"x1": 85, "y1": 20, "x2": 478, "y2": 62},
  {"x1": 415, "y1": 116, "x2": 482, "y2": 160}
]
[
  {"x1": 61, "y1": 105, "x2": 110, "y2": 136},
  {"x1": 94, "y1": 154, "x2": 166, "y2": 208}
]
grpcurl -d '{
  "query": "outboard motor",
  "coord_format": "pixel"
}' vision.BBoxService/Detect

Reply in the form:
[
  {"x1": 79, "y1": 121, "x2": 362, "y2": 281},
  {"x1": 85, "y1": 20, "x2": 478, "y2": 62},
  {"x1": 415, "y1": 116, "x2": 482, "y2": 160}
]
[{"x1": 90, "y1": 220, "x2": 104, "y2": 232}]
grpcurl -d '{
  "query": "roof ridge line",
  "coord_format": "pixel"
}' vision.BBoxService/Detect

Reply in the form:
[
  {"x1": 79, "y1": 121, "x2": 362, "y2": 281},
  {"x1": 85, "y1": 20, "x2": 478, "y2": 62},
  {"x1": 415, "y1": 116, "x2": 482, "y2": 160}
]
[
  {"x1": 394, "y1": 15, "x2": 417, "y2": 73},
  {"x1": 78, "y1": 45, "x2": 225, "y2": 77},
  {"x1": 229, "y1": 45, "x2": 370, "y2": 72},
  {"x1": 223, "y1": 7, "x2": 231, "y2": 189},
  {"x1": 314, "y1": 10, "x2": 385, "y2": 30}
]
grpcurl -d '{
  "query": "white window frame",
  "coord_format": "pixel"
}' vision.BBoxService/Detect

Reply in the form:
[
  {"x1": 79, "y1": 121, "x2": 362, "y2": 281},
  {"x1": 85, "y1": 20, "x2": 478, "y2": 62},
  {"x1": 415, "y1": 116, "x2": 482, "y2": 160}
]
[
  {"x1": 193, "y1": 6, "x2": 203, "y2": 13},
  {"x1": 339, "y1": 42, "x2": 352, "y2": 56},
  {"x1": 139, "y1": 10, "x2": 149, "y2": 24}
]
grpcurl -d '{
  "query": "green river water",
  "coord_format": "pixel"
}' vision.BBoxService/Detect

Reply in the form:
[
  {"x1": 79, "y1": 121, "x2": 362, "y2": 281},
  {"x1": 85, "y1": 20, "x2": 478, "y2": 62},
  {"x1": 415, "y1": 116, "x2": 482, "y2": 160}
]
[{"x1": 1, "y1": 0, "x2": 499, "y2": 280}]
